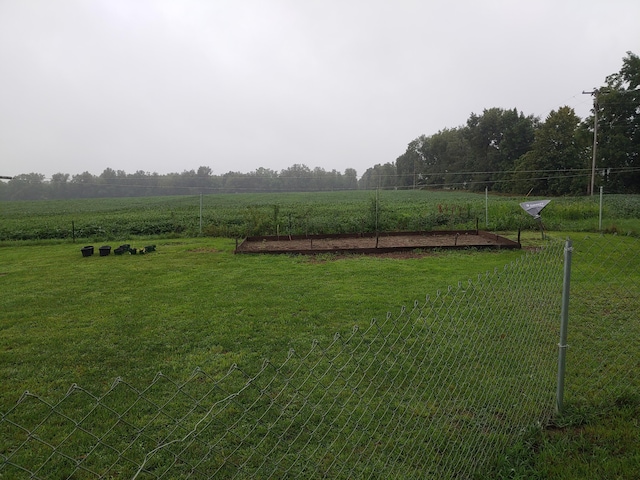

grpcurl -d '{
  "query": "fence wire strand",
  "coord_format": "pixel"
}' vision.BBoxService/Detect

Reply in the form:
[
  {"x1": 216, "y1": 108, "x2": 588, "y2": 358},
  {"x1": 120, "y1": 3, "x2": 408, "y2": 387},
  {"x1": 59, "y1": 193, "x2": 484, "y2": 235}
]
[{"x1": 1, "y1": 238, "x2": 587, "y2": 479}]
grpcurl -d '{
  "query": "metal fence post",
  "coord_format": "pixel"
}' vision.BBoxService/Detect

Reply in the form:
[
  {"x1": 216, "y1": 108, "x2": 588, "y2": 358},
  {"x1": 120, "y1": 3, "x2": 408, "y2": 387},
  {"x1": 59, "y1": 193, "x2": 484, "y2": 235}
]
[
  {"x1": 556, "y1": 238, "x2": 573, "y2": 414},
  {"x1": 599, "y1": 186, "x2": 603, "y2": 231},
  {"x1": 199, "y1": 193, "x2": 203, "y2": 235},
  {"x1": 485, "y1": 186, "x2": 488, "y2": 228}
]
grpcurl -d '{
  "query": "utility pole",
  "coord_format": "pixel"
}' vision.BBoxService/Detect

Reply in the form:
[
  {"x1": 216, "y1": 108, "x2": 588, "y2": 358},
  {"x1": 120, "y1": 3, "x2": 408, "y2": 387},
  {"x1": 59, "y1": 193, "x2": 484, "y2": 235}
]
[{"x1": 583, "y1": 89, "x2": 598, "y2": 196}]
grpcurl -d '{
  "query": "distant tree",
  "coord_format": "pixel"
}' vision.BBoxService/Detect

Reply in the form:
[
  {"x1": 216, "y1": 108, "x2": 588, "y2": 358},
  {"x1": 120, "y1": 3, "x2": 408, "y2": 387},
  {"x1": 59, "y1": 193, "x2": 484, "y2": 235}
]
[
  {"x1": 395, "y1": 136, "x2": 426, "y2": 188},
  {"x1": 173, "y1": 169, "x2": 198, "y2": 194},
  {"x1": 359, "y1": 163, "x2": 397, "y2": 189},
  {"x1": 70, "y1": 171, "x2": 97, "y2": 198},
  {"x1": 220, "y1": 168, "x2": 276, "y2": 192},
  {"x1": 144, "y1": 172, "x2": 163, "y2": 196},
  {"x1": 513, "y1": 107, "x2": 585, "y2": 195},
  {"x1": 465, "y1": 108, "x2": 537, "y2": 191},
  {"x1": 311, "y1": 166, "x2": 329, "y2": 190},
  {"x1": 7, "y1": 173, "x2": 46, "y2": 200},
  {"x1": 0, "y1": 178, "x2": 7, "y2": 200},
  {"x1": 343, "y1": 168, "x2": 358, "y2": 190},
  {"x1": 193, "y1": 166, "x2": 213, "y2": 191},
  {"x1": 97, "y1": 168, "x2": 120, "y2": 197},
  {"x1": 394, "y1": 109, "x2": 536, "y2": 193},
  {"x1": 253, "y1": 167, "x2": 279, "y2": 191},
  {"x1": 588, "y1": 51, "x2": 640, "y2": 193},
  {"x1": 423, "y1": 128, "x2": 470, "y2": 188},
  {"x1": 280, "y1": 164, "x2": 312, "y2": 191},
  {"x1": 0, "y1": 163, "x2": 359, "y2": 199},
  {"x1": 100, "y1": 168, "x2": 117, "y2": 180},
  {"x1": 50, "y1": 173, "x2": 70, "y2": 199},
  {"x1": 197, "y1": 166, "x2": 212, "y2": 176}
]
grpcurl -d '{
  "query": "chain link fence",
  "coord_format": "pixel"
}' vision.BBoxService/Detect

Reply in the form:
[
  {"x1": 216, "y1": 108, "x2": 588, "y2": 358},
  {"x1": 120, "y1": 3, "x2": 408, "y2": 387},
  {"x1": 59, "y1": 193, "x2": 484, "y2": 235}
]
[
  {"x1": 1, "y1": 238, "x2": 582, "y2": 478},
  {"x1": 562, "y1": 234, "x2": 640, "y2": 409}
]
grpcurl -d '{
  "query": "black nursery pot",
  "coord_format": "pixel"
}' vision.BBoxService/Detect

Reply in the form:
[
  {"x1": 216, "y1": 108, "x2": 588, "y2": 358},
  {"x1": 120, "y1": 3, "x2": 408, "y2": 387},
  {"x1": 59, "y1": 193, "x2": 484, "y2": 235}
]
[
  {"x1": 81, "y1": 246, "x2": 94, "y2": 257},
  {"x1": 99, "y1": 246, "x2": 111, "y2": 256}
]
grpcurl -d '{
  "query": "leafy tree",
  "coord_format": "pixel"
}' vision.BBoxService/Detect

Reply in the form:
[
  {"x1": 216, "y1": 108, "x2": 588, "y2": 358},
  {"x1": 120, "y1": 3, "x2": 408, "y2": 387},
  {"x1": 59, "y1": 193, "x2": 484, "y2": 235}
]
[
  {"x1": 589, "y1": 51, "x2": 640, "y2": 193},
  {"x1": 358, "y1": 163, "x2": 397, "y2": 189},
  {"x1": 513, "y1": 107, "x2": 585, "y2": 195},
  {"x1": 464, "y1": 108, "x2": 537, "y2": 191},
  {"x1": 194, "y1": 166, "x2": 213, "y2": 191},
  {"x1": 395, "y1": 109, "x2": 535, "y2": 192},
  {"x1": 7, "y1": 173, "x2": 46, "y2": 200},
  {"x1": 97, "y1": 168, "x2": 120, "y2": 197},
  {"x1": 280, "y1": 164, "x2": 312, "y2": 191},
  {"x1": 1, "y1": 163, "x2": 362, "y2": 199},
  {"x1": 0, "y1": 178, "x2": 8, "y2": 200},
  {"x1": 311, "y1": 166, "x2": 331, "y2": 190},
  {"x1": 394, "y1": 129, "x2": 470, "y2": 190},
  {"x1": 50, "y1": 173, "x2": 70, "y2": 199},
  {"x1": 395, "y1": 136, "x2": 426, "y2": 188},
  {"x1": 425, "y1": 128, "x2": 470, "y2": 188},
  {"x1": 343, "y1": 168, "x2": 358, "y2": 190},
  {"x1": 249, "y1": 167, "x2": 279, "y2": 192},
  {"x1": 70, "y1": 171, "x2": 97, "y2": 198},
  {"x1": 197, "y1": 166, "x2": 212, "y2": 176}
]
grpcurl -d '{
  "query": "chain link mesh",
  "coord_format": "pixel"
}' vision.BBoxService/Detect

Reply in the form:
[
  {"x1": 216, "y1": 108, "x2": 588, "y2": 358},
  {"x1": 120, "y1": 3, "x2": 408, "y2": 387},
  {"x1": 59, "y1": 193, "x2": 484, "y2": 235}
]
[
  {"x1": 563, "y1": 234, "x2": 640, "y2": 408},
  {"x1": 2, "y1": 240, "x2": 568, "y2": 478}
]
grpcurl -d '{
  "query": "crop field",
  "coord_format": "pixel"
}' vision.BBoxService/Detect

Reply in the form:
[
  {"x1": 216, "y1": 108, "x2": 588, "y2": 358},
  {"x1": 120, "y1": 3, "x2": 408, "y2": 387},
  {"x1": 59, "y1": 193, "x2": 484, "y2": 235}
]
[
  {"x1": 1, "y1": 190, "x2": 639, "y2": 242},
  {"x1": 1, "y1": 191, "x2": 639, "y2": 478}
]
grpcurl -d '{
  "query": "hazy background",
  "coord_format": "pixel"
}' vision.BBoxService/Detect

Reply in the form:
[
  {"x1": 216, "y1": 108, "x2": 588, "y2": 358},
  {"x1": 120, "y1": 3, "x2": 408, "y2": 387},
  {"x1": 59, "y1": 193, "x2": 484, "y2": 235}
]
[{"x1": 1, "y1": 0, "x2": 638, "y2": 179}]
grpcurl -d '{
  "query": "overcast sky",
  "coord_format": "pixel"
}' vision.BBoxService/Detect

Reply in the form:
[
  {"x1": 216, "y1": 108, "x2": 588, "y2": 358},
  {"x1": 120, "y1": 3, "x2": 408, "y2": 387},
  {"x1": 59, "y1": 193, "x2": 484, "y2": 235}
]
[{"x1": 1, "y1": 0, "x2": 638, "y2": 179}]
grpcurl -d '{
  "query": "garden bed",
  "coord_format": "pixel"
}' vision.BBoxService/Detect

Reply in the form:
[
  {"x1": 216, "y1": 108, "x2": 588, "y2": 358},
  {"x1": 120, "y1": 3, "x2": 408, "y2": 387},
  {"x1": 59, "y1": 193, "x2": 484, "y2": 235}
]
[{"x1": 235, "y1": 230, "x2": 521, "y2": 255}]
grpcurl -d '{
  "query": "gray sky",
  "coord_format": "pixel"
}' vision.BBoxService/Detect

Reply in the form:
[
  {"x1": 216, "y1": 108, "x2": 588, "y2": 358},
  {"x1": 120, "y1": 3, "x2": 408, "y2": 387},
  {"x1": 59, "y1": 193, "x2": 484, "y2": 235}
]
[{"x1": 1, "y1": 0, "x2": 638, "y2": 179}]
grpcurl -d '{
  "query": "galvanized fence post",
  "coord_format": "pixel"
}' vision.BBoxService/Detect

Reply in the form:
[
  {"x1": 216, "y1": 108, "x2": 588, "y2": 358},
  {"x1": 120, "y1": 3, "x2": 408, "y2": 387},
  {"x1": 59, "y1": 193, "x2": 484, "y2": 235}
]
[
  {"x1": 599, "y1": 186, "x2": 603, "y2": 231},
  {"x1": 199, "y1": 193, "x2": 203, "y2": 235},
  {"x1": 556, "y1": 238, "x2": 573, "y2": 414}
]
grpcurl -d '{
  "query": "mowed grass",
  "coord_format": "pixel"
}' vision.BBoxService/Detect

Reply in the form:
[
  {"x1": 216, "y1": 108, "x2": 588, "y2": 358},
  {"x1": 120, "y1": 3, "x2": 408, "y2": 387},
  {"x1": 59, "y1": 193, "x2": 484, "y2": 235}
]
[
  {"x1": 491, "y1": 232, "x2": 640, "y2": 479},
  {"x1": 2, "y1": 235, "x2": 544, "y2": 477},
  {"x1": 0, "y1": 237, "x2": 528, "y2": 409},
  {"x1": 1, "y1": 228, "x2": 639, "y2": 477}
]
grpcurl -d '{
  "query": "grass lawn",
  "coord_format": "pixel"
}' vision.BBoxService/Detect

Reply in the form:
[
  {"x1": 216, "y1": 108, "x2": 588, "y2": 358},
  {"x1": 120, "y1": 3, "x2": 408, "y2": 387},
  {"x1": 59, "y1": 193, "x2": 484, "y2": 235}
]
[
  {"x1": 490, "y1": 232, "x2": 640, "y2": 479},
  {"x1": 1, "y1": 230, "x2": 638, "y2": 478},
  {"x1": 1, "y1": 236, "x2": 528, "y2": 407}
]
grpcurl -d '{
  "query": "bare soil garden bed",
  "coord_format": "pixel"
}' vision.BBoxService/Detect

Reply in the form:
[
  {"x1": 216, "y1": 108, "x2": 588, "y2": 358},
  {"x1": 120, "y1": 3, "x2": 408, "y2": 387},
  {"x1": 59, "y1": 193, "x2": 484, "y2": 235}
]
[{"x1": 235, "y1": 230, "x2": 521, "y2": 255}]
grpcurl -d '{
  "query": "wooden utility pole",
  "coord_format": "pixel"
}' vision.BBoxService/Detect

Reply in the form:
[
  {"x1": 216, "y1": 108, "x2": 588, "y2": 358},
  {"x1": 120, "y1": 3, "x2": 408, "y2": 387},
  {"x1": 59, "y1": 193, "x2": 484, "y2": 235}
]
[{"x1": 583, "y1": 89, "x2": 598, "y2": 196}]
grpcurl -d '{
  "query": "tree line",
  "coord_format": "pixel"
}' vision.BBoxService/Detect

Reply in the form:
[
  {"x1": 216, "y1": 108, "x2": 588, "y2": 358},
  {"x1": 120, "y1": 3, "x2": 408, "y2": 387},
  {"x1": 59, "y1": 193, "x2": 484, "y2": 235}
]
[
  {"x1": 363, "y1": 51, "x2": 639, "y2": 195},
  {"x1": 0, "y1": 165, "x2": 359, "y2": 200},
  {"x1": 1, "y1": 52, "x2": 638, "y2": 200}
]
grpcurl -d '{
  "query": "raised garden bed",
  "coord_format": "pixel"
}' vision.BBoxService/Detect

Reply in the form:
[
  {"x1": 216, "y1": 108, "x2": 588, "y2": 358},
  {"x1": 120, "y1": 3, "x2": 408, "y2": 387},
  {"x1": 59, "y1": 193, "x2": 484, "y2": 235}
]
[{"x1": 235, "y1": 230, "x2": 521, "y2": 255}]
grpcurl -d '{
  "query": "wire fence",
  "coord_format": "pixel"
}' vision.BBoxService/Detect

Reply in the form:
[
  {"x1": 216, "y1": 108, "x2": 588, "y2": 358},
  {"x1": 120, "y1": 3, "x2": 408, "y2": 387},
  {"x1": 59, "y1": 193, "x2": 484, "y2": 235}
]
[
  {"x1": 5, "y1": 234, "x2": 632, "y2": 479},
  {"x1": 562, "y1": 234, "x2": 640, "y2": 409}
]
